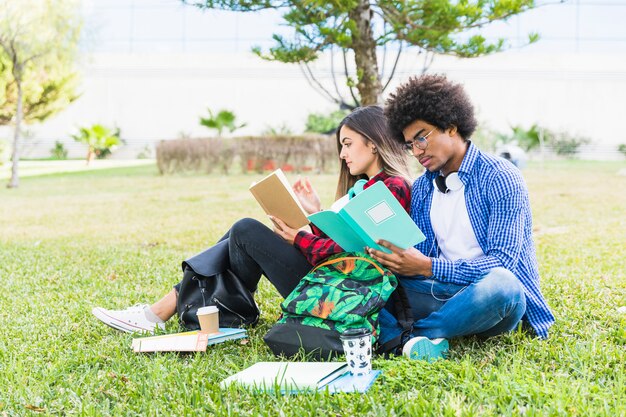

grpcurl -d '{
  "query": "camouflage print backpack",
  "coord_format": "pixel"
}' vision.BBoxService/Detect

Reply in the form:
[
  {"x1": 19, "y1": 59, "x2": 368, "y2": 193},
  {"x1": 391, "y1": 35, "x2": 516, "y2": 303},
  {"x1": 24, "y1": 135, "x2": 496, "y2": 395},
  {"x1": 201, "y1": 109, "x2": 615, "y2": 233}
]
[{"x1": 263, "y1": 252, "x2": 398, "y2": 360}]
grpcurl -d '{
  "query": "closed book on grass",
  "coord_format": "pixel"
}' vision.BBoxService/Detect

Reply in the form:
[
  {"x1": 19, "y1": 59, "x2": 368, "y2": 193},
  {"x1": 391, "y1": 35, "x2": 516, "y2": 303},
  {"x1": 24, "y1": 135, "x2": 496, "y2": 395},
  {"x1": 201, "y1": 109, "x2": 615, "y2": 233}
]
[
  {"x1": 307, "y1": 181, "x2": 425, "y2": 253},
  {"x1": 249, "y1": 169, "x2": 310, "y2": 229},
  {"x1": 220, "y1": 362, "x2": 381, "y2": 394},
  {"x1": 132, "y1": 328, "x2": 247, "y2": 353}
]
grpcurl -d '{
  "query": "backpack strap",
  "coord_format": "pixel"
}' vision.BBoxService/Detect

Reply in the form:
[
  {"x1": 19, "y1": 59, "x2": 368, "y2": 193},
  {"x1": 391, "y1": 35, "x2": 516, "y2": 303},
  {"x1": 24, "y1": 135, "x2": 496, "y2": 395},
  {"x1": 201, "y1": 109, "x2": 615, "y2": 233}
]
[
  {"x1": 311, "y1": 255, "x2": 385, "y2": 275},
  {"x1": 377, "y1": 282, "x2": 414, "y2": 356}
]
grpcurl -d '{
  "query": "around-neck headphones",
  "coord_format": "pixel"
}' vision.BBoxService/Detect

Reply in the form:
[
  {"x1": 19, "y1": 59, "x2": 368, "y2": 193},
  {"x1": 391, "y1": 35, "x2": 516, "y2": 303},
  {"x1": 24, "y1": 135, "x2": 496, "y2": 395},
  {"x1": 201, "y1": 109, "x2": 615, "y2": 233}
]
[
  {"x1": 433, "y1": 172, "x2": 463, "y2": 194},
  {"x1": 348, "y1": 179, "x2": 368, "y2": 199}
]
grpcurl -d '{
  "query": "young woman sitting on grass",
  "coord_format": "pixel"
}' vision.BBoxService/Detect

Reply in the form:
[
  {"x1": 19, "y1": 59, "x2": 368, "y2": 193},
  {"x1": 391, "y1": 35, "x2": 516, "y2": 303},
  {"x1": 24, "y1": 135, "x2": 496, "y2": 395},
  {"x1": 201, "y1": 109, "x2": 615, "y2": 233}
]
[{"x1": 92, "y1": 105, "x2": 412, "y2": 334}]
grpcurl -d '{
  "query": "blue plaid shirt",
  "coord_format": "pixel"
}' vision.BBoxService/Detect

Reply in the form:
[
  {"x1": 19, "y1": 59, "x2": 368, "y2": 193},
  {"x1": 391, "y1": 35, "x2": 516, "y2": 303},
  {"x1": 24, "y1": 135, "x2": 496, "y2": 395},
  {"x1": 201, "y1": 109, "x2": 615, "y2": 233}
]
[{"x1": 409, "y1": 143, "x2": 554, "y2": 338}]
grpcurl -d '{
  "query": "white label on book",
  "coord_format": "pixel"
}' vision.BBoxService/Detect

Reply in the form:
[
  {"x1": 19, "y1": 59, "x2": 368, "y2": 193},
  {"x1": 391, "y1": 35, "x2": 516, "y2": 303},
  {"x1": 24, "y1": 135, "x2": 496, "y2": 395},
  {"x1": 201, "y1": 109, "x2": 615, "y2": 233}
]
[{"x1": 366, "y1": 201, "x2": 395, "y2": 225}]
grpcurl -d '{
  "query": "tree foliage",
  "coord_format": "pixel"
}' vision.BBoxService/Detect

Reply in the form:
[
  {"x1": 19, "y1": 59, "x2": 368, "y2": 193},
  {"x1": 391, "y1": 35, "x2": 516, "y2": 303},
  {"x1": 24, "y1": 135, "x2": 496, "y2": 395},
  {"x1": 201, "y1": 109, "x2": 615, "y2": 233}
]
[
  {"x1": 0, "y1": 53, "x2": 80, "y2": 126},
  {"x1": 184, "y1": 0, "x2": 539, "y2": 106},
  {"x1": 0, "y1": 0, "x2": 82, "y2": 187},
  {"x1": 305, "y1": 109, "x2": 349, "y2": 134}
]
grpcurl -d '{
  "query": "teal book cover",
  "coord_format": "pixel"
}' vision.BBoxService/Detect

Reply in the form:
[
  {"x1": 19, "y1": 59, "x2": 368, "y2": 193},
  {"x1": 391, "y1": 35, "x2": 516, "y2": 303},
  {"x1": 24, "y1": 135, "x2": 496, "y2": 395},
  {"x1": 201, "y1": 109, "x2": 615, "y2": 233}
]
[
  {"x1": 308, "y1": 181, "x2": 425, "y2": 253},
  {"x1": 206, "y1": 327, "x2": 248, "y2": 346},
  {"x1": 324, "y1": 370, "x2": 381, "y2": 393}
]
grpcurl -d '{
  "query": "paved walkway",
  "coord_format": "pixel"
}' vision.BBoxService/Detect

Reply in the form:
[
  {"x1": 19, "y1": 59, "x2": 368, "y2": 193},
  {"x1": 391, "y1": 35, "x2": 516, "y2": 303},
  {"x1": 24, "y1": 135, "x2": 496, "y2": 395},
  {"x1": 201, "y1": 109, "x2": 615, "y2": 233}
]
[{"x1": 0, "y1": 159, "x2": 155, "y2": 180}]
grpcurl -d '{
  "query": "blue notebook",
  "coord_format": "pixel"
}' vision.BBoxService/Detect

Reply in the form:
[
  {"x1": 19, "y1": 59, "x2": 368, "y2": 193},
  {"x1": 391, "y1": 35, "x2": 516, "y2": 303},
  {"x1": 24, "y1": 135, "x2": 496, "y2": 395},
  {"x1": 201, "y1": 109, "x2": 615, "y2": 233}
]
[
  {"x1": 308, "y1": 181, "x2": 425, "y2": 253},
  {"x1": 323, "y1": 370, "x2": 381, "y2": 394}
]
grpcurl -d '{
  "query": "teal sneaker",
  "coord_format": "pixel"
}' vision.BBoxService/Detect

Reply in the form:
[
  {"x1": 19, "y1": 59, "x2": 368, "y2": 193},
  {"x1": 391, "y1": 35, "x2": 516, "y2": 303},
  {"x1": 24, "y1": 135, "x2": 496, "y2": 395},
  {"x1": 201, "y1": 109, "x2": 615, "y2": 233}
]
[{"x1": 402, "y1": 337, "x2": 448, "y2": 362}]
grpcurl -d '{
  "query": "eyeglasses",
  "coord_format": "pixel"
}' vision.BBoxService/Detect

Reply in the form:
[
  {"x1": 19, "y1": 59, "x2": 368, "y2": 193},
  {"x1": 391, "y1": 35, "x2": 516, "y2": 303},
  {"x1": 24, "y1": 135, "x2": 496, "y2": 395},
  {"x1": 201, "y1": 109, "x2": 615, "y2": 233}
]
[{"x1": 403, "y1": 128, "x2": 436, "y2": 154}]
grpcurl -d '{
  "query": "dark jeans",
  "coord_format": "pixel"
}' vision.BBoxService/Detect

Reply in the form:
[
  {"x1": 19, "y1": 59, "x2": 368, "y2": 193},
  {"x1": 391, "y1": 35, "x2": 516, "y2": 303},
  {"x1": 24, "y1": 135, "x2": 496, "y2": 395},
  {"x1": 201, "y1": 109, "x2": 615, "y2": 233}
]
[{"x1": 175, "y1": 218, "x2": 312, "y2": 298}]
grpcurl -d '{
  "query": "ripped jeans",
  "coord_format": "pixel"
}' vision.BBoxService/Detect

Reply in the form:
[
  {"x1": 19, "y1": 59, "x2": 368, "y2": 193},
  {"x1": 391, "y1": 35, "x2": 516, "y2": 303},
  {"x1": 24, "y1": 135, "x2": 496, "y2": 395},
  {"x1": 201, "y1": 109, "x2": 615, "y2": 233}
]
[{"x1": 378, "y1": 267, "x2": 527, "y2": 344}]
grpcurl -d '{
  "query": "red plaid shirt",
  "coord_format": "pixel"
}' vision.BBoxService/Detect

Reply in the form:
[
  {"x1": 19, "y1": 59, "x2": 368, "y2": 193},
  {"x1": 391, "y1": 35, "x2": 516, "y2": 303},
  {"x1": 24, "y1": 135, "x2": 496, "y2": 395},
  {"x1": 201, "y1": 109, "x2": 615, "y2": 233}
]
[{"x1": 293, "y1": 172, "x2": 411, "y2": 265}]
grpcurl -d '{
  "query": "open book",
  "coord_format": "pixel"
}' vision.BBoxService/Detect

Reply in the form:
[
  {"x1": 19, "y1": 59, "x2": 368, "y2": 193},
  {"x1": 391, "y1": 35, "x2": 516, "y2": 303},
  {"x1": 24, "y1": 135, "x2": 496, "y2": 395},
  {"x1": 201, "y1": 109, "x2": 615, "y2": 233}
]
[
  {"x1": 249, "y1": 170, "x2": 424, "y2": 253},
  {"x1": 249, "y1": 169, "x2": 310, "y2": 229},
  {"x1": 220, "y1": 362, "x2": 381, "y2": 393},
  {"x1": 132, "y1": 328, "x2": 247, "y2": 353},
  {"x1": 308, "y1": 181, "x2": 425, "y2": 253}
]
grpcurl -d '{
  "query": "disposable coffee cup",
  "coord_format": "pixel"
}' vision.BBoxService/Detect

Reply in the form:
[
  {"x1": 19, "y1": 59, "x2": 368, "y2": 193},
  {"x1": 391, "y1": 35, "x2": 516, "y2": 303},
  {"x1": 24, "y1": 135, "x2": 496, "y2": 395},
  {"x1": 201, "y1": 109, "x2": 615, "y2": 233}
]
[
  {"x1": 196, "y1": 306, "x2": 219, "y2": 334},
  {"x1": 340, "y1": 328, "x2": 372, "y2": 375}
]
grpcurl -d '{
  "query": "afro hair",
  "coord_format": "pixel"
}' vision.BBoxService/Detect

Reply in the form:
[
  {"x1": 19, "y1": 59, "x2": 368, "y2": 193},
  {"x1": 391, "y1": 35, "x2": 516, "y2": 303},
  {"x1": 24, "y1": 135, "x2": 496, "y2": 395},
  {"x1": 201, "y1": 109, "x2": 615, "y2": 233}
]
[{"x1": 385, "y1": 74, "x2": 477, "y2": 143}]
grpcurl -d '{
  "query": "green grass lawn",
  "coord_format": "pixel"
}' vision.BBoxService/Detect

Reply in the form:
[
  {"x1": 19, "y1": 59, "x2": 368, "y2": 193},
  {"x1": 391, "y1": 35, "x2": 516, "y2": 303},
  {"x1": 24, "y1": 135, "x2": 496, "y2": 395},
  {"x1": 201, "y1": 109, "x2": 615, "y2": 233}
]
[{"x1": 1, "y1": 160, "x2": 625, "y2": 416}]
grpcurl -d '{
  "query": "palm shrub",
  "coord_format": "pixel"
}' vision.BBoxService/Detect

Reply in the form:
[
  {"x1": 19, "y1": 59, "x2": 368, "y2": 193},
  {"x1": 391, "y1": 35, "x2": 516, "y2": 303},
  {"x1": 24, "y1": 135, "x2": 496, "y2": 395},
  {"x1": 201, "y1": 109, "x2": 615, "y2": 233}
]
[
  {"x1": 71, "y1": 124, "x2": 122, "y2": 164},
  {"x1": 497, "y1": 124, "x2": 591, "y2": 158},
  {"x1": 50, "y1": 141, "x2": 68, "y2": 160},
  {"x1": 496, "y1": 124, "x2": 544, "y2": 151},
  {"x1": 199, "y1": 109, "x2": 246, "y2": 136}
]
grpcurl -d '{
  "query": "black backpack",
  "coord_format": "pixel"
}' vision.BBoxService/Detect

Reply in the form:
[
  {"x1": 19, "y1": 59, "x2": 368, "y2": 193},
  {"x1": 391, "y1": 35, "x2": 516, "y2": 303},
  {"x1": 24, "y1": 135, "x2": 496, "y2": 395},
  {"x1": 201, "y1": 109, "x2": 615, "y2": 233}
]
[
  {"x1": 176, "y1": 240, "x2": 260, "y2": 330},
  {"x1": 376, "y1": 283, "x2": 415, "y2": 356}
]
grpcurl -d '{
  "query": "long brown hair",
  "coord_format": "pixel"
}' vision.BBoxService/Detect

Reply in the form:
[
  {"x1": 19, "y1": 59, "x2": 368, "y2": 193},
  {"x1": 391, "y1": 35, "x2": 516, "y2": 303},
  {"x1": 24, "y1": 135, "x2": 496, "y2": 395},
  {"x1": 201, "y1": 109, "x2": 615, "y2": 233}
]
[{"x1": 335, "y1": 105, "x2": 412, "y2": 200}]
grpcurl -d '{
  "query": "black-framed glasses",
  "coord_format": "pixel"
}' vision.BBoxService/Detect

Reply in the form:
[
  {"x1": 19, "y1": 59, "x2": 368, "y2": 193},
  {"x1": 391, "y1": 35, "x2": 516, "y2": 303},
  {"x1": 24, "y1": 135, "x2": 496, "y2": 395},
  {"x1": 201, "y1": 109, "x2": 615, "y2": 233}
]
[{"x1": 403, "y1": 128, "x2": 436, "y2": 154}]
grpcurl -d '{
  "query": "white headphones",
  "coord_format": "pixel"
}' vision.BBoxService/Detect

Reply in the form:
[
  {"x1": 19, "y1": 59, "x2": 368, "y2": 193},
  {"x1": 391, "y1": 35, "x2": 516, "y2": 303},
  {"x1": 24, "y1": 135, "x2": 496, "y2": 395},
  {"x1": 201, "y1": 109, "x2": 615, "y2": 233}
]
[{"x1": 433, "y1": 172, "x2": 463, "y2": 193}]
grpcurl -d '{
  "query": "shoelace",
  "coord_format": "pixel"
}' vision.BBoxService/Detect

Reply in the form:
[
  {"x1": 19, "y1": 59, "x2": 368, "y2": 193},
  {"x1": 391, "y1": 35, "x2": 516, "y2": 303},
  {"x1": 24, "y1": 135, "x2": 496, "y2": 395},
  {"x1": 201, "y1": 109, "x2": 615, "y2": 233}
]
[{"x1": 126, "y1": 304, "x2": 148, "y2": 313}]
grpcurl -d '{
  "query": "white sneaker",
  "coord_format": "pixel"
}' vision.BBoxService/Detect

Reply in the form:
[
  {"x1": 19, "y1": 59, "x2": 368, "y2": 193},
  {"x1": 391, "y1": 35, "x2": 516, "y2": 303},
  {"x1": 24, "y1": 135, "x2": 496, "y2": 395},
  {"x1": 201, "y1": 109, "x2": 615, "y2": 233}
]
[
  {"x1": 92, "y1": 304, "x2": 165, "y2": 334},
  {"x1": 402, "y1": 336, "x2": 448, "y2": 362}
]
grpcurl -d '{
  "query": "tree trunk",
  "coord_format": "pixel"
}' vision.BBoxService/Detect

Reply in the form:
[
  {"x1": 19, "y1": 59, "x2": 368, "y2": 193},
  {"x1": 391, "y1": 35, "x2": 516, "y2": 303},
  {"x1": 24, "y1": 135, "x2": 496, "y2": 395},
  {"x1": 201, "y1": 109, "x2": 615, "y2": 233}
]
[
  {"x1": 349, "y1": 0, "x2": 382, "y2": 106},
  {"x1": 86, "y1": 148, "x2": 95, "y2": 165},
  {"x1": 7, "y1": 80, "x2": 23, "y2": 189}
]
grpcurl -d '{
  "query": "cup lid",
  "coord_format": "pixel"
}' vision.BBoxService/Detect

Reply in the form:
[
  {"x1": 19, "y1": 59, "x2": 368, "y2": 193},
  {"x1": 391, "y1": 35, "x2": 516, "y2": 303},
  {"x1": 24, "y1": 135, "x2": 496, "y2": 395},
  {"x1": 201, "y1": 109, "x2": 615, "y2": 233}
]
[
  {"x1": 197, "y1": 306, "x2": 219, "y2": 315},
  {"x1": 340, "y1": 328, "x2": 371, "y2": 337}
]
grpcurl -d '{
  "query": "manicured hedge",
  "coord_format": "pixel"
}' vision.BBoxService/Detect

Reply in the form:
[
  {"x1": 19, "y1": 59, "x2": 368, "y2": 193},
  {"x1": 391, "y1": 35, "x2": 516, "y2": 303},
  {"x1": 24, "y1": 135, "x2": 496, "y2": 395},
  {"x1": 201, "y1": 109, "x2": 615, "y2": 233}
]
[{"x1": 156, "y1": 135, "x2": 338, "y2": 175}]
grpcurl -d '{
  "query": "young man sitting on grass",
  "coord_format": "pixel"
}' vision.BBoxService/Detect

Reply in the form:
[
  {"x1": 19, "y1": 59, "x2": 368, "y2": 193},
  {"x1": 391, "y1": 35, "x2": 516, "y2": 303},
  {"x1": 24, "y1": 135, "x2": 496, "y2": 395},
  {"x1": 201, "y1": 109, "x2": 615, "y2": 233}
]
[{"x1": 368, "y1": 74, "x2": 554, "y2": 361}]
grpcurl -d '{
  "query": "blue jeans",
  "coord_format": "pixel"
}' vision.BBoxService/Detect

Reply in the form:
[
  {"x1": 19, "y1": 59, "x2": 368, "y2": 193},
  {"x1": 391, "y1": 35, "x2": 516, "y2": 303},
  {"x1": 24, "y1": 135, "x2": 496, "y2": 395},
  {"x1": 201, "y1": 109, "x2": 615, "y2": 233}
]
[{"x1": 379, "y1": 267, "x2": 527, "y2": 344}]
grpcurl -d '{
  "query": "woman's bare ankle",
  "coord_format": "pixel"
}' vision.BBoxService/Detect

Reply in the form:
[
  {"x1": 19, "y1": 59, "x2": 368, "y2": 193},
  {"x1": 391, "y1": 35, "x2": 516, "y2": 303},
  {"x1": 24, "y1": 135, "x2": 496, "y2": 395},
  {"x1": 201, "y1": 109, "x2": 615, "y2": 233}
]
[{"x1": 149, "y1": 290, "x2": 177, "y2": 322}]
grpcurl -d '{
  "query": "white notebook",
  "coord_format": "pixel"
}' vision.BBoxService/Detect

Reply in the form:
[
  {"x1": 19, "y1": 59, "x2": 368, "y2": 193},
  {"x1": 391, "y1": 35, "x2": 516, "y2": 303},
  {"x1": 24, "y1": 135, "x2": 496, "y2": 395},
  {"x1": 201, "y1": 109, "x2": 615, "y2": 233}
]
[{"x1": 220, "y1": 362, "x2": 348, "y2": 393}]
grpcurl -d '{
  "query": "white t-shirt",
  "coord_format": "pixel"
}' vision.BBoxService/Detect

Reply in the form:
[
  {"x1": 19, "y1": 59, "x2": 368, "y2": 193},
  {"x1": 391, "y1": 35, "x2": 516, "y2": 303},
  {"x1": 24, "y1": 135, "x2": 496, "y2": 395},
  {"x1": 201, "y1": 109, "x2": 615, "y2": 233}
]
[{"x1": 430, "y1": 185, "x2": 485, "y2": 262}]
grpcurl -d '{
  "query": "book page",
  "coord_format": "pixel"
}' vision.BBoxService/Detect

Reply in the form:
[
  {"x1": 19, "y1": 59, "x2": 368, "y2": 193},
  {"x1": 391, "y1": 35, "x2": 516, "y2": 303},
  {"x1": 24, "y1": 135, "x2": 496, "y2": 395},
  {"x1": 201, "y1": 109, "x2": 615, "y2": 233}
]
[
  {"x1": 132, "y1": 328, "x2": 246, "y2": 352},
  {"x1": 329, "y1": 194, "x2": 350, "y2": 212},
  {"x1": 274, "y1": 169, "x2": 308, "y2": 214},
  {"x1": 132, "y1": 331, "x2": 208, "y2": 352}
]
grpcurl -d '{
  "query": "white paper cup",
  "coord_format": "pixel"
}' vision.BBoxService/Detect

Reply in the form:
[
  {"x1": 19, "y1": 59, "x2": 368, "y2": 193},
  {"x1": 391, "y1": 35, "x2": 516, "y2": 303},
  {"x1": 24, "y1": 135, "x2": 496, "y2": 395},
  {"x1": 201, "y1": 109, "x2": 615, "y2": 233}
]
[
  {"x1": 340, "y1": 328, "x2": 372, "y2": 375},
  {"x1": 196, "y1": 306, "x2": 219, "y2": 334}
]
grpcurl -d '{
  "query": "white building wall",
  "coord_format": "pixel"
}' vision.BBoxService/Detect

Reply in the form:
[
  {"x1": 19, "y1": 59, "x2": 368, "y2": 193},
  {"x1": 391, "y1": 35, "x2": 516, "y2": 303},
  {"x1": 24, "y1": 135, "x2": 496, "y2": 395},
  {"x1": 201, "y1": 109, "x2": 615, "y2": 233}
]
[
  {"x1": 9, "y1": 50, "x2": 626, "y2": 160},
  {"x1": 3, "y1": 1, "x2": 625, "y2": 161}
]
